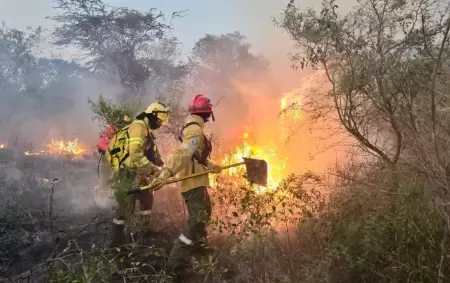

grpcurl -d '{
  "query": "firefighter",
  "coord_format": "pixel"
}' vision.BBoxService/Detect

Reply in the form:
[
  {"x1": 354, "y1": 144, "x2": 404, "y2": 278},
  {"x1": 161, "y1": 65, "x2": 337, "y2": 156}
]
[
  {"x1": 149, "y1": 94, "x2": 222, "y2": 279},
  {"x1": 105, "y1": 102, "x2": 170, "y2": 247}
]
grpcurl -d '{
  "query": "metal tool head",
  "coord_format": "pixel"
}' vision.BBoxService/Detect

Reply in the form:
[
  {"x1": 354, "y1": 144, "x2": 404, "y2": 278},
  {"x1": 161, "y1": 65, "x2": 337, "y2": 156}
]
[{"x1": 243, "y1": 157, "x2": 268, "y2": 186}]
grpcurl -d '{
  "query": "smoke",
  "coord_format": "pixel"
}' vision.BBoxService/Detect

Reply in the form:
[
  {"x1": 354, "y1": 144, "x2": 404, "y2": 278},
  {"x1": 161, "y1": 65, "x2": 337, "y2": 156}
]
[
  {"x1": 0, "y1": 30, "x2": 127, "y2": 214},
  {"x1": 3, "y1": 77, "x2": 123, "y2": 152},
  {"x1": 0, "y1": 0, "x2": 354, "y2": 216},
  {"x1": 178, "y1": 0, "x2": 353, "y2": 176},
  {"x1": 0, "y1": 76, "x2": 124, "y2": 213}
]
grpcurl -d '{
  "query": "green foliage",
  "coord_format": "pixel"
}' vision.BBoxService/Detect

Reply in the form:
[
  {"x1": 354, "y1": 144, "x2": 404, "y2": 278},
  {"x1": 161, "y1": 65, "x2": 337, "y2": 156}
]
[
  {"x1": 87, "y1": 94, "x2": 139, "y2": 129},
  {"x1": 203, "y1": 169, "x2": 447, "y2": 283},
  {"x1": 47, "y1": 240, "x2": 170, "y2": 283},
  {"x1": 303, "y1": 183, "x2": 447, "y2": 283},
  {"x1": 109, "y1": 170, "x2": 137, "y2": 211}
]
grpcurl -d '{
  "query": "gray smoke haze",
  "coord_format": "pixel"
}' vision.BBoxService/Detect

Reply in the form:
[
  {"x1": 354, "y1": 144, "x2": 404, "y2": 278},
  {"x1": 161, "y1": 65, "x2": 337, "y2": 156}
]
[{"x1": 0, "y1": 0, "x2": 357, "y2": 215}]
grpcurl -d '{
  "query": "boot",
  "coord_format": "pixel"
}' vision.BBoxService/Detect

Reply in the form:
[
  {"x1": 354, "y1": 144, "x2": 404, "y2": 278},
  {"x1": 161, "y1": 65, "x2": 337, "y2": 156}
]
[
  {"x1": 109, "y1": 221, "x2": 125, "y2": 248},
  {"x1": 192, "y1": 239, "x2": 214, "y2": 257},
  {"x1": 165, "y1": 264, "x2": 190, "y2": 283}
]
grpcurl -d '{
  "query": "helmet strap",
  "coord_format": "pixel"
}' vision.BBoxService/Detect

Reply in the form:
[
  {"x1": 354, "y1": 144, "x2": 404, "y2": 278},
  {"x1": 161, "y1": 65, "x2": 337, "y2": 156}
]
[{"x1": 195, "y1": 112, "x2": 212, "y2": 122}]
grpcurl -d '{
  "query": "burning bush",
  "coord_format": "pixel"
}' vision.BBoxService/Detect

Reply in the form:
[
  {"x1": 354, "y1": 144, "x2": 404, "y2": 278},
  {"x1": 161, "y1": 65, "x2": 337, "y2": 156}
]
[{"x1": 209, "y1": 172, "x2": 324, "y2": 237}]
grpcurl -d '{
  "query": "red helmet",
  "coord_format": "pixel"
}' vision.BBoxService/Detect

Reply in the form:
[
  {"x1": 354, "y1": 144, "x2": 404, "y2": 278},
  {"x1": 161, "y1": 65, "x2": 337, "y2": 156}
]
[
  {"x1": 189, "y1": 94, "x2": 215, "y2": 121},
  {"x1": 189, "y1": 94, "x2": 212, "y2": 114}
]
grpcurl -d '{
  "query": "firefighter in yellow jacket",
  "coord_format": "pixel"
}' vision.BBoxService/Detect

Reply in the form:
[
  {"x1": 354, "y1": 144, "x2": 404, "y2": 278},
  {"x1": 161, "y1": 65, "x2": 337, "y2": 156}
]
[
  {"x1": 149, "y1": 94, "x2": 221, "y2": 278},
  {"x1": 106, "y1": 102, "x2": 170, "y2": 247}
]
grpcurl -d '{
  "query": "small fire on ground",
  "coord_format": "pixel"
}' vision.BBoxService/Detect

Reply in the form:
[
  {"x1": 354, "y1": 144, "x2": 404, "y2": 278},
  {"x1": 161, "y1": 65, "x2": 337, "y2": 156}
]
[{"x1": 24, "y1": 138, "x2": 88, "y2": 159}]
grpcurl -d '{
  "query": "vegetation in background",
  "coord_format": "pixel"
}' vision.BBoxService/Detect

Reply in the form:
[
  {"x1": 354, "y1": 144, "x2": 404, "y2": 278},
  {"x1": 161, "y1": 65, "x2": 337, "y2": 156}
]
[
  {"x1": 88, "y1": 94, "x2": 139, "y2": 129},
  {"x1": 1, "y1": 0, "x2": 450, "y2": 282}
]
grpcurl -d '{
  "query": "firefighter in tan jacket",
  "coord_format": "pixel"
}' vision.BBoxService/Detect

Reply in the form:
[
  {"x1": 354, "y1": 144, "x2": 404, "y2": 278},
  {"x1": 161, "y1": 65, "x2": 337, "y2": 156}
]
[
  {"x1": 106, "y1": 102, "x2": 170, "y2": 247},
  {"x1": 150, "y1": 94, "x2": 221, "y2": 278}
]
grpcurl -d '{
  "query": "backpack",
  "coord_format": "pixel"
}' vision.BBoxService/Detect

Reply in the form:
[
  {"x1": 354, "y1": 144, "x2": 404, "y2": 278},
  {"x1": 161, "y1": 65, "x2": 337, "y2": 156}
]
[
  {"x1": 105, "y1": 120, "x2": 148, "y2": 172},
  {"x1": 97, "y1": 125, "x2": 117, "y2": 153}
]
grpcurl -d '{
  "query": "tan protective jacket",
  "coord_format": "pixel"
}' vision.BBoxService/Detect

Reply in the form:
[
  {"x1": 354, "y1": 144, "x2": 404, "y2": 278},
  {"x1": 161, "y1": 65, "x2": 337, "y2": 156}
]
[
  {"x1": 165, "y1": 114, "x2": 217, "y2": 192},
  {"x1": 124, "y1": 119, "x2": 158, "y2": 182}
]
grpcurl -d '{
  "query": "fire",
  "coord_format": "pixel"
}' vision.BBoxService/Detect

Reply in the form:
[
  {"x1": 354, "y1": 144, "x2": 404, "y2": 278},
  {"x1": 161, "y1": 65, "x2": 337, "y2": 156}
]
[
  {"x1": 211, "y1": 91, "x2": 302, "y2": 194},
  {"x1": 46, "y1": 138, "x2": 87, "y2": 156},
  {"x1": 24, "y1": 138, "x2": 87, "y2": 159},
  {"x1": 24, "y1": 149, "x2": 46, "y2": 156},
  {"x1": 217, "y1": 133, "x2": 288, "y2": 194},
  {"x1": 0, "y1": 144, "x2": 6, "y2": 149}
]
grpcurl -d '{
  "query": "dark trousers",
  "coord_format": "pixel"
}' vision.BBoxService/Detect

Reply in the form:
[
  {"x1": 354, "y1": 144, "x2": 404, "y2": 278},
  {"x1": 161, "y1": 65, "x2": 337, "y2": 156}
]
[
  {"x1": 110, "y1": 170, "x2": 154, "y2": 247},
  {"x1": 167, "y1": 186, "x2": 212, "y2": 269}
]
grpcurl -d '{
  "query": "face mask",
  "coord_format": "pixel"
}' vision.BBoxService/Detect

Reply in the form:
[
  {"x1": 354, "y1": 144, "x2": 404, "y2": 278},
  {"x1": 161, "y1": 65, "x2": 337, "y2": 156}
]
[{"x1": 147, "y1": 113, "x2": 160, "y2": 129}]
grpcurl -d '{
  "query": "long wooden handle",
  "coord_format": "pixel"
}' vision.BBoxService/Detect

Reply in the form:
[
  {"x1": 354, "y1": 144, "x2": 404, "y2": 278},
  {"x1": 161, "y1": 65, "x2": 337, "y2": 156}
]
[{"x1": 139, "y1": 161, "x2": 246, "y2": 191}]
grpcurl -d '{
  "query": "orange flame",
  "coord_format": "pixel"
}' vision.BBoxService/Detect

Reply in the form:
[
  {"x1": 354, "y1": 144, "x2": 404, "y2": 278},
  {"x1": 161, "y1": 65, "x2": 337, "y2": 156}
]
[
  {"x1": 211, "y1": 91, "x2": 301, "y2": 194},
  {"x1": 46, "y1": 138, "x2": 87, "y2": 156},
  {"x1": 24, "y1": 138, "x2": 87, "y2": 159}
]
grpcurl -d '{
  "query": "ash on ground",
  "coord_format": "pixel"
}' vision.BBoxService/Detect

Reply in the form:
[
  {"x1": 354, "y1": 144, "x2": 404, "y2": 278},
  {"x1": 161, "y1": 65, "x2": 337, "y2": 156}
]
[{"x1": 0, "y1": 152, "x2": 175, "y2": 282}]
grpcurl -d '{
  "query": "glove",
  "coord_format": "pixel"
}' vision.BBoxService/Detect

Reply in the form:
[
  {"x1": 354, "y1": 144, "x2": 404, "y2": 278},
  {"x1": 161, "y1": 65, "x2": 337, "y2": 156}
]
[
  {"x1": 158, "y1": 167, "x2": 173, "y2": 179},
  {"x1": 148, "y1": 167, "x2": 173, "y2": 191},
  {"x1": 207, "y1": 161, "x2": 222, "y2": 174},
  {"x1": 137, "y1": 166, "x2": 160, "y2": 186},
  {"x1": 148, "y1": 177, "x2": 166, "y2": 191}
]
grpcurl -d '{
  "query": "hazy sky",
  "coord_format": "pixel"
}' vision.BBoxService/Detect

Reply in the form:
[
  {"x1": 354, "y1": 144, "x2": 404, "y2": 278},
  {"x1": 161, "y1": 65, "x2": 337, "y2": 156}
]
[
  {"x1": 0, "y1": 0, "x2": 327, "y2": 59},
  {"x1": 0, "y1": 0, "x2": 356, "y2": 69}
]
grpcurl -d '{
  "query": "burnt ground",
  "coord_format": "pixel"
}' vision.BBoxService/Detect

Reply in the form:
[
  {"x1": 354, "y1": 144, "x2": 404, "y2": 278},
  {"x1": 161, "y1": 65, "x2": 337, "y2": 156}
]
[
  {"x1": 0, "y1": 150, "x2": 235, "y2": 283},
  {"x1": 0, "y1": 150, "x2": 180, "y2": 282}
]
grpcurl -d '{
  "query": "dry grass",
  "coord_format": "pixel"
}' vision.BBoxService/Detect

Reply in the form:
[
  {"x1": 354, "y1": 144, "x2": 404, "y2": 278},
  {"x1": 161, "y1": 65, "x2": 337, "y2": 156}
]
[{"x1": 0, "y1": 155, "x2": 447, "y2": 283}]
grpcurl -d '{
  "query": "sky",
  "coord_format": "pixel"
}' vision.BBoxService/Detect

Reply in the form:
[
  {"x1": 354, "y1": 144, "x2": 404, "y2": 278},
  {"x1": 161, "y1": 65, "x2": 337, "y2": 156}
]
[
  {"x1": 0, "y1": 0, "x2": 357, "y2": 170},
  {"x1": 0, "y1": 0, "x2": 326, "y2": 60},
  {"x1": 0, "y1": 0, "x2": 356, "y2": 85}
]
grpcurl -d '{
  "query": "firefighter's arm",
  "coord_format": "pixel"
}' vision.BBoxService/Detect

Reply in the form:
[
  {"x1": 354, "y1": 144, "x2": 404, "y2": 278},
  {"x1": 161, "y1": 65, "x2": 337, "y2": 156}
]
[
  {"x1": 128, "y1": 122, "x2": 156, "y2": 175},
  {"x1": 162, "y1": 129, "x2": 203, "y2": 178},
  {"x1": 205, "y1": 159, "x2": 222, "y2": 173}
]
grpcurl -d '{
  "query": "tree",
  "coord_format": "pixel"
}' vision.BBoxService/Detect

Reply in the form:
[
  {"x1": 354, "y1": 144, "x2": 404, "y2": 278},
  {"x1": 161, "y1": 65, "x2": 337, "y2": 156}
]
[
  {"x1": 189, "y1": 31, "x2": 269, "y2": 96},
  {"x1": 277, "y1": 0, "x2": 450, "y2": 185},
  {"x1": 51, "y1": 0, "x2": 190, "y2": 142},
  {"x1": 0, "y1": 23, "x2": 95, "y2": 150},
  {"x1": 51, "y1": 0, "x2": 176, "y2": 92},
  {"x1": 188, "y1": 32, "x2": 271, "y2": 144},
  {"x1": 279, "y1": 0, "x2": 450, "y2": 280},
  {"x1": 0, "y1": 23, "x2": 42, "y2": 94}
]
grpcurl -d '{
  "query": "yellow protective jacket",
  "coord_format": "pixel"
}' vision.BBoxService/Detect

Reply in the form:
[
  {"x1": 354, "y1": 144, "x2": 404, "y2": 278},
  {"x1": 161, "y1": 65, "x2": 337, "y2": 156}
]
[
  {"x1": 122, "y1": 119, "x2": 158, "y2": 180},
  {"x1": 165, "y1": 114, "x2": 217, "y2": 192}
]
